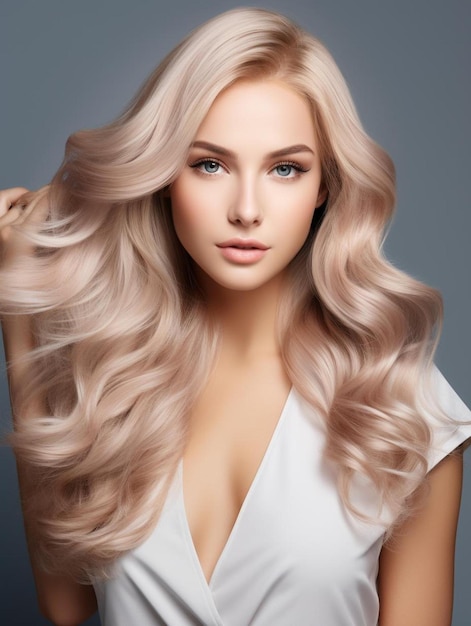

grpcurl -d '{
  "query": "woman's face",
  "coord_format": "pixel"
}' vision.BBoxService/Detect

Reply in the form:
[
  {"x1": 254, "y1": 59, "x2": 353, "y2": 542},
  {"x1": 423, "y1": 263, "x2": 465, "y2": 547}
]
[{"x1": 170, "y1": 79, "x2": 326, "y2": 293}]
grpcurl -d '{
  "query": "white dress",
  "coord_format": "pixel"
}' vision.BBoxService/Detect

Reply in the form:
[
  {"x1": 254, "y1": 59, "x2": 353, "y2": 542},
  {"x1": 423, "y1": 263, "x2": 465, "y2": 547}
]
[{"x1": 93, "y1": 367, "x2": 471, "y2": 625}]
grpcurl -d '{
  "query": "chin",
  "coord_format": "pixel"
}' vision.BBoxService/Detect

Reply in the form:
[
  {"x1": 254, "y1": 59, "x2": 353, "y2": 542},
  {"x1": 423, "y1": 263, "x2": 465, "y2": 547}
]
[
  {"x1": 211, "y1": 279, "x2": 266, "y2": 292},
  {"x1": 201, "y1": 270, "x2": 283, "y2": 293}
]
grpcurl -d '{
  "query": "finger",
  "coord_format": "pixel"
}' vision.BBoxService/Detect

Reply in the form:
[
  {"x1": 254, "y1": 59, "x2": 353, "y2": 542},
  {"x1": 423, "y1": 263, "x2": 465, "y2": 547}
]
[
  {"x1": 0, "y1": 206, "x2": 24, "y2": 242},
  {"x1": 0, "y1": 187, "x2": 30, "y2": 215},
  {"x1": 0, "y1": 186, "x2": 51, "y2": 238},
  {"x1": 17, "y1": 185, "x2": 50, "y2": 224},
  {"x1": 7, "y1": 185, "x2": 50, "y2": 227},
  {"x1": 0, "y1": 206, "x2": 24, "y2": 228},
  {"x1": 15, "y1": 186, "x2": 45, "y2": 206}
]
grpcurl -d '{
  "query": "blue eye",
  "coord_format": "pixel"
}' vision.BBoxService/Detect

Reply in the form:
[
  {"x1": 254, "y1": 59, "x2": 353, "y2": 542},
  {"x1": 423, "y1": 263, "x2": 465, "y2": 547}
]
[
  {"x1": 275, "y1": 164, "x2": 295, "y2": 177},
  {"x1": 272, "y1": 161, "x2": 308, "y2": 179},
  {"x1": 190, "y1": 159, "x2": 222, "y2": 175},
  {"x1": 202, "y1": 160, "x2": 220, "y2": 174}
]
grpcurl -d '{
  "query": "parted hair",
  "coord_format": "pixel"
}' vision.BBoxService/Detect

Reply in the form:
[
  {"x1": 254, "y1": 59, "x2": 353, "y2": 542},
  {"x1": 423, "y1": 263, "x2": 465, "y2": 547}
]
[{"x1": 1, "y1": 8, "x2": 445, "y2": 580}]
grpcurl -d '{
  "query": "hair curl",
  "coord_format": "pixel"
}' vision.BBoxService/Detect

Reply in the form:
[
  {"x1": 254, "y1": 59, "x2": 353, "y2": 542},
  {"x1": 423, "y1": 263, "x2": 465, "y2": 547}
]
[{"x1": 1, "y1": 8, "x2": 446, "y2": 580}]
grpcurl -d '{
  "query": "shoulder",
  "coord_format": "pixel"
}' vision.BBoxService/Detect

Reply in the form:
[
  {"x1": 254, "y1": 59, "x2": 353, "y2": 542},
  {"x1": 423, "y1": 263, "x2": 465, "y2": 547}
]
[{"x1": 422, "y1": 365, "x2": 471, "y2": 471}]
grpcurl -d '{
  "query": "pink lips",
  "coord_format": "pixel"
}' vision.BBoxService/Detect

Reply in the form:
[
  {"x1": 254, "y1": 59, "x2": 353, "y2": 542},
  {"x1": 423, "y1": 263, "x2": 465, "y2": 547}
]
[{"x1": 216, "y1": 239, "x2": 269, "y2": 264}]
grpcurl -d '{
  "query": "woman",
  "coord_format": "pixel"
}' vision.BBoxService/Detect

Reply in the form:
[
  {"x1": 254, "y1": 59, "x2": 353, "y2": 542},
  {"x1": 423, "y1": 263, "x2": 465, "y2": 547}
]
[{"x1": 1, "y1": 8, "x2": 470, "y2": 626}]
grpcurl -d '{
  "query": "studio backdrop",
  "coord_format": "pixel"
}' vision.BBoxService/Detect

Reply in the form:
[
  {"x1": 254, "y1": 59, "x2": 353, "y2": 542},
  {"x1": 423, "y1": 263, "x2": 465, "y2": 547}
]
[{"x1": 1, "y1": 1, "x2": 469, "y2": 625}]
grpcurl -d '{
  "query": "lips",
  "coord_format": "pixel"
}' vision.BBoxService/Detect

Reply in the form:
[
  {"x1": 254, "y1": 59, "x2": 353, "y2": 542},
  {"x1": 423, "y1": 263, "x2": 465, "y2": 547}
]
[
  {"x1": 216, "y1": 239, "x2": 269, "y2": 264},
  {"x1": 216, "y1": 239, "x2": 269, "y2": 250}
]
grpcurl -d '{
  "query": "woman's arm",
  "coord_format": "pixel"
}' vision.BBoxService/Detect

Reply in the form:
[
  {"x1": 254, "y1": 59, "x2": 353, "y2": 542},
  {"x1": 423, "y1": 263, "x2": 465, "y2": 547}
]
[
  {"x1": 1, "y1": 188, "x2": 98, "y2": 626},
  {"x1": 377, "y1": 451, "x2": 464, "y2": 626}
]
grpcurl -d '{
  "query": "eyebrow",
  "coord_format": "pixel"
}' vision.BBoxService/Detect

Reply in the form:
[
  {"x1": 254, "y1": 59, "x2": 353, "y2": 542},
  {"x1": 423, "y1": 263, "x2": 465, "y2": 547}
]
[{"x1": 190, "y1": 140, "x2": 315, "y2": 159}]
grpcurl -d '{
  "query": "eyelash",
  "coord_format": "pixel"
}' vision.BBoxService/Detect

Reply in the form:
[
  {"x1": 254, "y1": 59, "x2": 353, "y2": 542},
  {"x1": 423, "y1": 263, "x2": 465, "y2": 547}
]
[
  {"x1": 189, "y1": 158, "x2": 225, "y2": 175},
  {"x1": 189, "y1": 158, "x2": 309, "y2": 178},
  {"x1": 274, "y1": 161, "x2": 310, "y2": 177}
]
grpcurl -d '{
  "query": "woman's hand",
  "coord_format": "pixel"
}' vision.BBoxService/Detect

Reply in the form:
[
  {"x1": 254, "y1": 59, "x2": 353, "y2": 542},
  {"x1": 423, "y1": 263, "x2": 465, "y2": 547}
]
[{"x1": 0, "y1": 185, "x2": 50, "y2": 263}]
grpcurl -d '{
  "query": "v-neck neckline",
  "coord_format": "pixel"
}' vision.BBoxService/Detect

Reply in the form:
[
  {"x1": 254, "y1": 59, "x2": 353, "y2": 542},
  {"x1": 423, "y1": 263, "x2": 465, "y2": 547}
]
[{"x1": 179, "y1": 386, "x2": 294, "y2": 590}]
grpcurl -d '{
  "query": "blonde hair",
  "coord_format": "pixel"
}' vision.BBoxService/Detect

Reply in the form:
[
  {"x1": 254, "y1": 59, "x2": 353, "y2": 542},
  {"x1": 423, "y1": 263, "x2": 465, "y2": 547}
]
[{"x1": 1, "y1": 8, "x2": 445, "y2": 580}]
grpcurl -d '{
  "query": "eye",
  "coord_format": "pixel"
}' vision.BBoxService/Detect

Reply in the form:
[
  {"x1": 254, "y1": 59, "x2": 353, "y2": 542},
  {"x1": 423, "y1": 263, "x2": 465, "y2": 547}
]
[
  {"x1": 190, "y1": 159, "x2": 224, "y2": 175},
  {"x1": 272, "y1": 161, "x2": 309, "y2": 179}
]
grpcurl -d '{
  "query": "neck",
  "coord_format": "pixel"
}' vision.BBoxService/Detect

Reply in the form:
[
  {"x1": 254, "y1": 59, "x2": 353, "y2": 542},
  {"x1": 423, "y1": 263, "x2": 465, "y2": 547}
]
[{"x1": 202, "y1": 275, "x2": 287, "y2": 362}]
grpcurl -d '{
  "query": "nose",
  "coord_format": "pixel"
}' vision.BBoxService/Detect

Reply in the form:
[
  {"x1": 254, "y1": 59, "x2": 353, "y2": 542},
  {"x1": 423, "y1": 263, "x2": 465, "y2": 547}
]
[{"x1": 227, "y1": 177, "x2": 263, "y2": 227}]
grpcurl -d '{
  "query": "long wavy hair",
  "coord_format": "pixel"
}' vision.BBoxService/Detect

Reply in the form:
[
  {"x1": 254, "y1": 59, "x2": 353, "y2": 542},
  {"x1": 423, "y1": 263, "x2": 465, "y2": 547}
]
[{"x1": 1, "y1": 8, "x2": 446, "y2": 580}]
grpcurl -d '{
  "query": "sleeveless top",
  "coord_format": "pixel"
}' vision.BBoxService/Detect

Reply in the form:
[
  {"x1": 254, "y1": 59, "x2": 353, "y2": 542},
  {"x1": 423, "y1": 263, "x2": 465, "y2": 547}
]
[{"x1": 93, "y1": 367, "x2": 471, "y2": 625}]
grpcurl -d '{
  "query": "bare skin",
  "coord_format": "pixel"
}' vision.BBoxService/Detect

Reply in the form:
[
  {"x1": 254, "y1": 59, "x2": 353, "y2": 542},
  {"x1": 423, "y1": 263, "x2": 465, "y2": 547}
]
[
  {"x1": 181, "y1": 276, "x2": 292, "y2": 585},
  {"x1": 1, "y1": 78, "x2": 465, "y2": 625},
  {"x1": 378, "y1": 451, "x2": 463, "y2": 626}
]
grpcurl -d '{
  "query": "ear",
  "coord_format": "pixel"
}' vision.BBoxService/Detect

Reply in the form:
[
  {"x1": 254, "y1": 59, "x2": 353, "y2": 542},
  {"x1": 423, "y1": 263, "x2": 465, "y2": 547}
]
[{"x1": 315, "y1": 182, "x2": 328, "y2": 208}]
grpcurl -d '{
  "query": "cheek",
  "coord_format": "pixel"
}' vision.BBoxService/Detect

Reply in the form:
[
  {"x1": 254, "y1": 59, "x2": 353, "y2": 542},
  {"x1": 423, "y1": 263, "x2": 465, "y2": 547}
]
[
  {"x1": 285, "y1": 215, "x2": 315, "y2": 255},
  {"x1": 277, "y1": 193, "x2": 317, "y2": 249},
  {"x1": 170, "y1": 181, "x2": 204, "y2": 246}
]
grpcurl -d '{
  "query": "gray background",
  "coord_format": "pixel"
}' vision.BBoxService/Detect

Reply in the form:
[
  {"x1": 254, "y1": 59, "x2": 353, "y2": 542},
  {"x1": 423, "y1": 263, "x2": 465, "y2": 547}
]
[{"x1": 0, "y1": 1, "x2": 469, "y2": 624}]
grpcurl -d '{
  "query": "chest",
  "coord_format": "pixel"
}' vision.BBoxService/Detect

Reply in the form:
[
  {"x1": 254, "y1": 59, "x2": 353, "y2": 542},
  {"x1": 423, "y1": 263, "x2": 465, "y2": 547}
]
[
  {"x1": 181, "y1": 377, "x2": 292, "y2": 585},
  {"x1": 97, "y1": 389, "x2": 386, "y2": 626}
]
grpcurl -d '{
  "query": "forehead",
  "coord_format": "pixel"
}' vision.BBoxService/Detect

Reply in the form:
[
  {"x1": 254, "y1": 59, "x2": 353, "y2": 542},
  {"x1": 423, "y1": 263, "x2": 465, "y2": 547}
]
[{"x1": 193, "y1": 79, "x2": 317, "y2": 148}]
